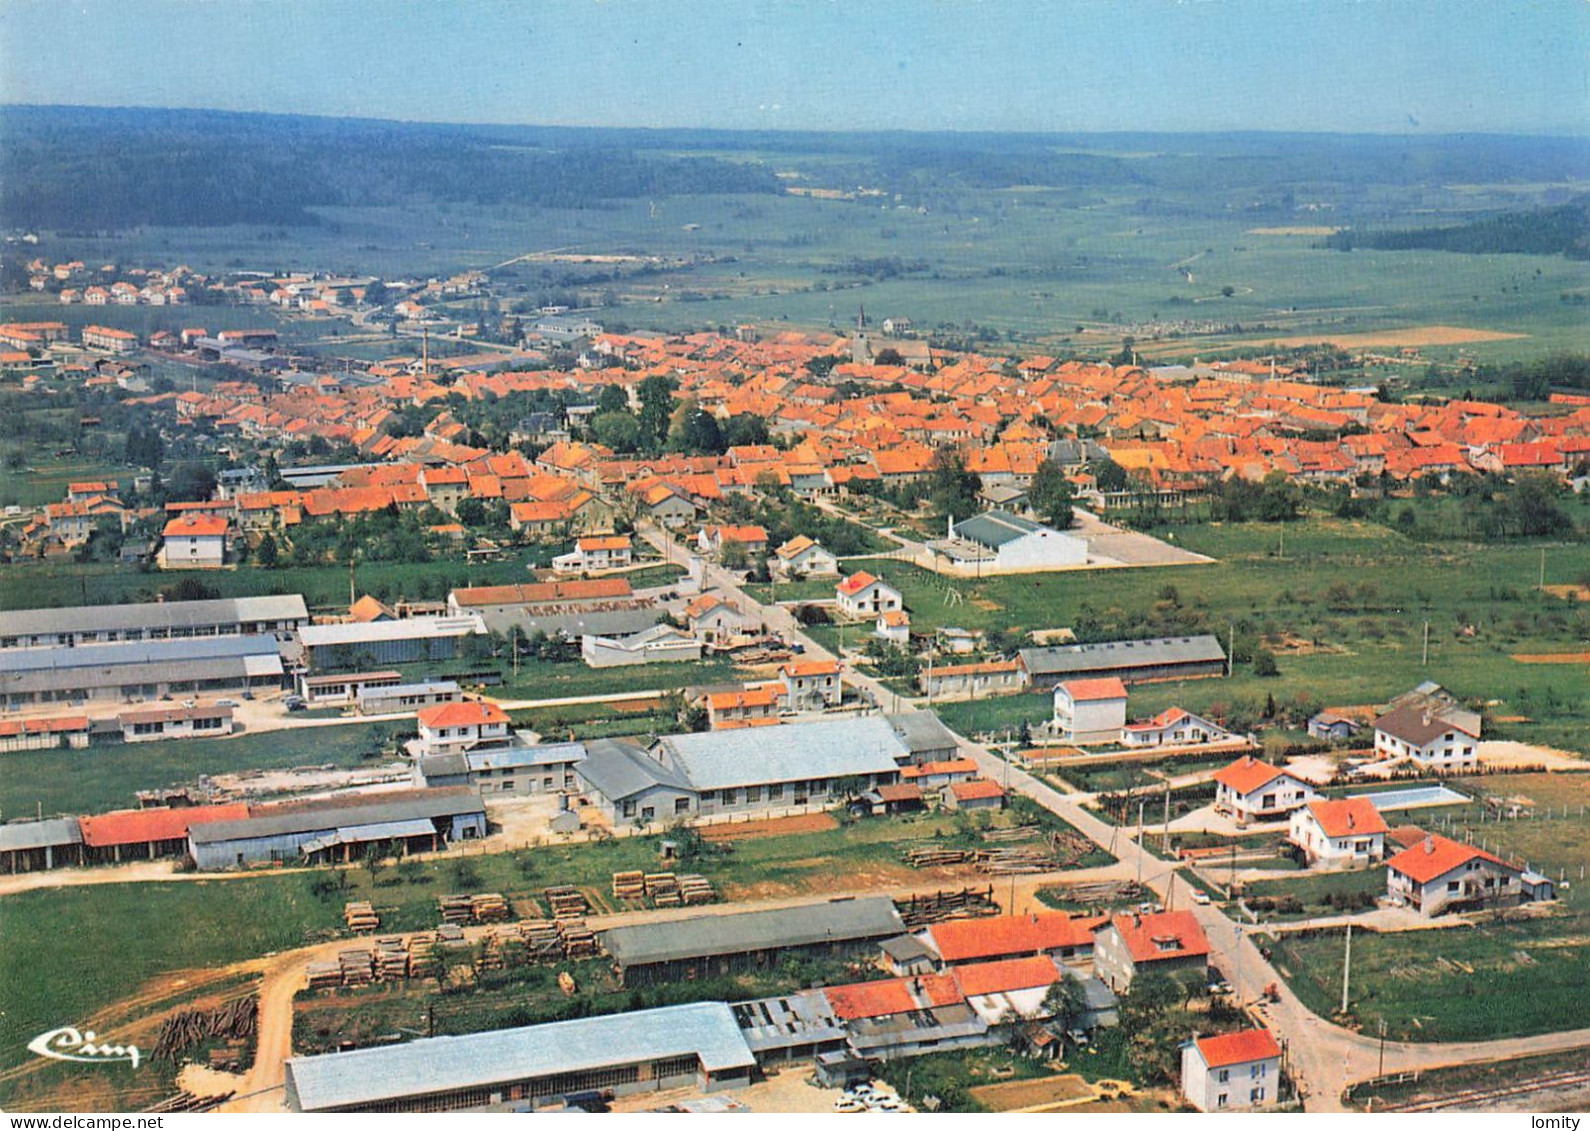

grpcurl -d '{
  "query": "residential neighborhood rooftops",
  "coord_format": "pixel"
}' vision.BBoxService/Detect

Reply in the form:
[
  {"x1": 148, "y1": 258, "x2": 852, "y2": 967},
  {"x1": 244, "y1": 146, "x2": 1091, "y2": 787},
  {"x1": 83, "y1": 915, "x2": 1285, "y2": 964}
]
[
  {"x1": 1386, "y1": 833, "x2": 1509, "y2": 884},
  {"x1": 1105, "y1": 910, "x2": 1210, "y2": 964},
  {"x1": 162, "y1": 513, "x2": 229, "y2": 537},
  {"x1": 926, "y1": 911, "x2": 1102, "y2": 964}
]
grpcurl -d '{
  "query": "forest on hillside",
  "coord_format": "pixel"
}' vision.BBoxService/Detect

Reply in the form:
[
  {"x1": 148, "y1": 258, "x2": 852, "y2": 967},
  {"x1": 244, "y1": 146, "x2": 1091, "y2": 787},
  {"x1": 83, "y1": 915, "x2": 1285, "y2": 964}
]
[{"x1": 1325, "y1": 199, "x2": 1590, "y2": 259}]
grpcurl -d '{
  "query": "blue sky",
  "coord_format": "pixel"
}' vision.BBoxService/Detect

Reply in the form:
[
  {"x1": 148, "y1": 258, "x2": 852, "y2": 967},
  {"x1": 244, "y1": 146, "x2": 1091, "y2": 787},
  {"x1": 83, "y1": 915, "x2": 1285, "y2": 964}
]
[{"x1": 1, "y1": 0, "x2": 1585, "y2": 134}]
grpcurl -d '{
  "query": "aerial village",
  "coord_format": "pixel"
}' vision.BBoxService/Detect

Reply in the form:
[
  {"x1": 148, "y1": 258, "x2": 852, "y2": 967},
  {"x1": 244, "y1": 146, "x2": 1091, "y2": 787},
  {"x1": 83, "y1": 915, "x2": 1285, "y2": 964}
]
[{"x1": 1, "y1": 260, "x2": 1587, "y2": 1116}]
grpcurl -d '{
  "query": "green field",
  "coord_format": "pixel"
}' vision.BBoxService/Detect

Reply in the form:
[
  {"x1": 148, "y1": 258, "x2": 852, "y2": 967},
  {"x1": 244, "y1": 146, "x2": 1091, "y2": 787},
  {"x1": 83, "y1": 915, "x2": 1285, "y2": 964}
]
[
  {"x1": 1, "y1": 721, "x2": 406, "y2": 818},
  {"x1": 898, "y1": 518, "x2": 1590, "y2": 754}
]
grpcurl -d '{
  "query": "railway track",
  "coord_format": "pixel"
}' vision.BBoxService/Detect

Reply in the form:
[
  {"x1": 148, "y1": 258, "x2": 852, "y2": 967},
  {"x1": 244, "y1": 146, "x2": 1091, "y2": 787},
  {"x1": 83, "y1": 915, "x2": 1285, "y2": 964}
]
[{"x1": 1380, "y1": 1066, "x2": 1590, "y2": 1112}]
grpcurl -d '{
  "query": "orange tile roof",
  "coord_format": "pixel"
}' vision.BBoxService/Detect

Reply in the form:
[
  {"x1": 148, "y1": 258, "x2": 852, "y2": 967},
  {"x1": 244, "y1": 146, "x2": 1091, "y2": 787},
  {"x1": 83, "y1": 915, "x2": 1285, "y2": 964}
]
[
  {"x1": 824, "y1": 973, "x2": 963, "y2": 1020},
  {"x1": 951, "y1": 955, "x2": 1062, "y2": 997},
  {"x1": 1059, "y1": 676, "x2": 1129, "y2": 702},
  {"x1": 417, "y1": 700, "x2": 510, "y2": 729},
  {"x1": 0, "y1": 714, "x2": 90, "y2": 737},
  {"x1": 780, "y1": 659, "x2": 840, "y2": 678},
  {"x1": 950, "y1": 779, "x2": 1007, "y2": 803},
  {"x1": 707, "y1": 687, "x2": 781, "y2": 711},
  {"x1": 1302, "y1": 797, "x2": 1388, "y2": 839},
  {"x1": 1386, "y1": 833, "x2": 1509, "y2": 885},
  {"x1": 901, "y1": 758, "x2": 978, "y2": 780},
  {"x1": 1213, "y1": 756, "x2": 1291, "y2": 796},
  {"x1": 1105, "y1": 910, "x2": 1210, "y2": 964},
  {"x1": 1193, "y1": 1028, "x2": 1281, "y2": 1068},
  {"x1": 162, "y1": 513, "x2": 228, "y2": 538},
  {"x1": 79, "y1": 803, "x2": 249, "y2": 848},
  {"x1": 837, "y1": 570, "x2": 880, "y2": 596},
  {"x1": 928, "y1": 911, "x2": 1103, "y2": 963},
  {"x1": 450, "y1": 578, "x2": 631, "y2": 606}
]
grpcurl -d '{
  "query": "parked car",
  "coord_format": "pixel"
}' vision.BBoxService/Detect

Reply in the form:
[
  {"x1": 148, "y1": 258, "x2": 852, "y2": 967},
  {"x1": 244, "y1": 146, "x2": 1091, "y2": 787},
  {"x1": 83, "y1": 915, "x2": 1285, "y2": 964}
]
[
  {"x1": 215, "y1": 698, "x2": 239, "y2": 708},
  {"x1": 1190, "y1": 889, "x2": 1211, "y2": 905}
]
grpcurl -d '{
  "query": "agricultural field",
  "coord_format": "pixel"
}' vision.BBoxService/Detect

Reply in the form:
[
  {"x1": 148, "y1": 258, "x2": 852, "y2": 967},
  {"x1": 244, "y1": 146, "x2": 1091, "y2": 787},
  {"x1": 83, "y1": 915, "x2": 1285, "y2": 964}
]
[
  {"x1": 1262, "y1": 771, "x2": 1590, "y2": 1042},
  {"x1": 900, "y1": 517, "x2": 1590, "y2": 755}
]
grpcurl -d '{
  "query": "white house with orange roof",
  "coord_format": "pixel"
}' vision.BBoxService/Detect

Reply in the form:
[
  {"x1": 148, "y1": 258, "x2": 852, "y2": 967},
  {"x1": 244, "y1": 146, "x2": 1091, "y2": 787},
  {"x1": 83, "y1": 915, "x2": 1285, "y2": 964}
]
[
  {"x1": 705, "y1": 685, "x2": 782, "y2": 729},
  {"x1": 779, "y1": 658, "x2": 843, "y2": 711},
  {"x1": 413, "y1": 700, "x2": 513, "y2": 757},
  {"x1": 1120, "y1": 707, "x2": 1229, "y2": 749},
  {"x1": 1180, "y1": 1029, "x2": 1282, "y2": 1111},
  {"x1": 1386, "y1": 833, "x2": 1524, "y2": 917},
  {"x1": 553, "y1": 533, "x2": 633, "y2": 574},
  {"x1": 1051, "y1": 677, "x2": 1129, "y2": 743},
  {"x1": 159, "y1": 513, "x2": 228, "y2": 569},
  {"x1": 1212, "y1": 756, "x2": 1318, "y2": 823},
  {"x1": 835, "y1": 571, "x2": 902, "y2": 619},
  {"x1": 696, "y1": 524, "x2": 768, "y2": 560},
  {"x1": 1288, "y1": 797, "x2": 1387, "y2": 870},
  {"x1": 875, "y1": 609, "x2": 911, "y2": 646}
]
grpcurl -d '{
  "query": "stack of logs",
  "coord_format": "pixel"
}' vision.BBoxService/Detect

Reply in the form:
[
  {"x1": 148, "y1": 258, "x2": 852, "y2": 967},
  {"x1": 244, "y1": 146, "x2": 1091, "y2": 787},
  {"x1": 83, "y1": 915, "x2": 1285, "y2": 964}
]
[
  {"x1": 152, "y1": 997, "x2": 258, "y2": 1062},
  {"x1": 337, "y1": 948, "x2": 374, "y2": 986},
  {"x1": 519, "y1": 920, "x2": 564, "y2": 961},
  {"x1": 557, "y1": 918, "x2": 600, "y2": 959},
  {"x1": 612, "y1": 870, "x2": 646, "y2": 900},
  {"x1": 895, "y1": 886, "x2": 1001, "y2": 928},
  {"x1": 470, "y1": 893, "x2": 511, "y2": 922},
  {"x1": 645, "y1": 873, "x2": 681, "y2": 906},
  {"x1": 438, "y1": 895, "x2": 475, "y2": 924},
  {"x1": 545, "y1": 886, "x2": 589, "y2": 919},
  {"x1": 679, "y1": 874, "x2": 716, "y2": 905},
  {"x1": 343, "y1": 901, "x2": 379, "y2": 932},
  {"x1": 373, "y1": 936, "x2": 408, "y2": 979},
  {"x1": 613, "y1": 871, "x2": 716, "y2": 907}
]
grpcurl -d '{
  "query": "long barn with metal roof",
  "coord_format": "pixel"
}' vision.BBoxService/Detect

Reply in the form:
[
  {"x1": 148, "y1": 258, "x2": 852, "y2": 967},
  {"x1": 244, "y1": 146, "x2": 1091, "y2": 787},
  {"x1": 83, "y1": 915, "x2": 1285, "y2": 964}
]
[
  {"x1": 285, "y1": 1001, "x2": 756, "y2": 1112},
  {"x1": 0, "y1": 594, "x2": 307, "y2": 650},
  {"x1": 1018, "y1": 634, "x2": 1227, "y2": 689},
  {"x1": 0, "y1": 634, "x2": 285, "y2": 709}
]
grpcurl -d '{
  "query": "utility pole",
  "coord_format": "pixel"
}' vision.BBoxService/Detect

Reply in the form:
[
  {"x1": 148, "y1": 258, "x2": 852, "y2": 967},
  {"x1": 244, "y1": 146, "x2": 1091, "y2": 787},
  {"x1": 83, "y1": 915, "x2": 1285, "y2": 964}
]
[
  {"x1": 1421, "y1": 621, "x2": 1429, "y2": 667},
  {"x1": 1136, "y1": 800, "x2": 1146, "y2": 884},
  {"x1": 1377, "y1": 1018, "x2": 1387, "y2": 1078},
  {"x1": 1341, "y1": 923, "x2": 1353, "y2": 1015},
  {"x1": 1162, "y1": 782, "x2": 1171, "y2": 853},
  {"x1": 1227, "y1": 622, "x2": 1235, "y2": 676},
  {"x1": 1234, "y1": 924, "x2": 1244, "y2": 1006},
  {"x1": 1539, "y1": 547, "x2": 1546, "y2": 591}
]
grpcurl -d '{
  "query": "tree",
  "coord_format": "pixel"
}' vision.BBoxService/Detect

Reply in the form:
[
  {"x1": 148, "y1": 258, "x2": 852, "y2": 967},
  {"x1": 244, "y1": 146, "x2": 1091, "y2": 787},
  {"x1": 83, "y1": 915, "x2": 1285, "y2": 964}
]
[
  {"x1": 873, "y1": 347, "x2": 905, "y2": 367},
  {"x1": 928, "y1": 448, "x2": 981, "y2": 518},
  {"x1": 591, "y1": 410, "x2": 643, "y2": 453},
  {"x1": 1253, "y1": 648, "x2": 1280, "y2": 677},
  {"x1": 670, "y1": 404, "x2": 724, "y2": 454},
  {"x1": 596, "y1": 384, "x2": 629, "y2": 415},
  {"x1": 1028, "y1": 458, "x2": 1077, "y2": 529},
  {"x1": 166, "y1": 462, "x2": 217, "y2": 503},
  {"x1": 636, "y1": 375, "x2": 678, "y2": 447},
  {"x1": 722, "y1": 413, "x2": 770, "y2": 448},
  {"x1": 256, "y1": 532, "x2": 280, "y2": 568},
  {"x1": 1043, "y1": 973, "x2": 1092, "y2": 1037},
  {"x1": 1090, "y1": 457, "x2": 1129, "y2": 493}
]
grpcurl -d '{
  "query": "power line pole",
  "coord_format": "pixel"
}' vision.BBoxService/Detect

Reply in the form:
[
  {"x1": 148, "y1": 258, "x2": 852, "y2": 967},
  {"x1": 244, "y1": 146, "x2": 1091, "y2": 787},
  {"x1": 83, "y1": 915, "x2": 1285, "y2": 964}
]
[
  {"x1": 1341, "y1": 923, "x2": 1353, "y2": 1014},
  {"x1": 1136, "y1": 800, "x2": 1146, "y2": 884},
  {"x1": 1421, "y1": 620, "x2": 1429, "y2": 667}
]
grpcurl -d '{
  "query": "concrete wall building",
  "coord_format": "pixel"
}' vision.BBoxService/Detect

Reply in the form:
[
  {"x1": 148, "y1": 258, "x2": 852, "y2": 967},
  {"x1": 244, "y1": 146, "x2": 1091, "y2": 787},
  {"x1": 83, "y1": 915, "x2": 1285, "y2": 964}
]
[
  {"x1": 298, "y1": 615, "x2": 486, "y2": 669},
  {"x1": 1181, "y1": 1029, "x2": 1282, "y2": 1112},
  {"x1": 299, "y1": 670, "x2": 404, "y2": 705},
  {"x1": 1121, "y1": 708, "x2": 1229, "y2": 749},
  {"x1": 778, "y1": 659, "x2": 842, "y2": 710},
  {"x1": 1019, "y1": 635, "x2": 1227, "y2": 690},
  {"x1": 286, "y1": 1002, "x2": 757, "y2": 1112},
  {"x1": 0, "y1": 714, "x2": 91, "y2": 752},
  {"x1": 160, "y1": 513, "x2": 228, "y2": 569},
  {"x1": 0, "y1": 635, "x2": 285, "y2": 710},
  {"x1": 0, "y1": 595, "x2": 308, "y2": 651},
  {"x1": 1386, "y1": 833, "x2": 1525, "y2": 917},
  {"x1": 1052, "y1": 677, "x2": 1129, "y2": 743},
  {"x1": 118, "y1": 704, "x2": 234, "y2": 742},
  {"x1": 581, "y1": 624, "x2": 702, "y2": 668},
  {"x1": 1092, "y1": 911, "x2": 1210, "y2": 992},
  {"x1": 1212, "y1": 756, "x2": 1319, "y2": 823},
  {"x1": 936, "y1": 510, "x2": 1087, "y2": 571},
  {"x1": 1288, "y1": 798, "x2": 1387, "y2": 870},
  {"x1": 355, "y1": 680, "x2": 461, "y2": 715}
]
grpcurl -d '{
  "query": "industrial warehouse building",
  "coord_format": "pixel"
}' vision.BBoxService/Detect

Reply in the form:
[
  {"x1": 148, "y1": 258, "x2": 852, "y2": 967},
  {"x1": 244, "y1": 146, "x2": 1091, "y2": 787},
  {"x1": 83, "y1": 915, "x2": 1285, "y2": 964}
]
[
  {"x1": 285, "y1": 1001, "x2": 757, "y2": 1112},
  {"x1": 0, "y1": 594, "x2": 308, "y2": 650},
  {"x1": 297, "y1": 615, "x2": 486, "y2": 669},
  {"x1": 573, "y1": 717, "x2": 909, "y2": 825},
  {"x1": 601, "y1": 896, "x2": 906, "y2": 987},
  {"x1": 187, "y1": 787, "x2": 486, "y2": 869},
  {"x1": 934, "y1": 510, "x2": 1088, "y2": 571},
  {"x1": 0, "y1": 818, "x2": 84, "y2": 873},
  {"x1": 0, "y1": 634, "x2": 285, "y2": 709},
  {"x1": 1018, "y1": 635, "x2": 1227, "y2": 690}
]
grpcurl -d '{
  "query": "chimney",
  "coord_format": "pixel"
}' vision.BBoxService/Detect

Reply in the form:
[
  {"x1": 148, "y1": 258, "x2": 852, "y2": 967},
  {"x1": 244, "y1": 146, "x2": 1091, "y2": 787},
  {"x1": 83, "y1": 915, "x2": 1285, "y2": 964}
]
[
  {"x1": 1423, "y1": 836, "x2": 1435, "y2": 854},
  {"x1": 1347, "y1": 811, "x2": 1355, "y2": 829}
]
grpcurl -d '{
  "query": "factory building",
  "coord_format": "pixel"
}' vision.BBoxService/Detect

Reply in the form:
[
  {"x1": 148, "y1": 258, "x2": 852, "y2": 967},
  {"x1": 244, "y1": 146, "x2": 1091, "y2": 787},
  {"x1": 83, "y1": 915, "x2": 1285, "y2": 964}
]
[
  {"x1": 0, "y1": 635, "x2": 285, "y2": 709},
  {"x1": 1018, "y1": 635, "x2": 1227, "y2": 690},
  {"x1": 601, "y1": 896, "x2": 906, "y2": 988},
  {"x1": 0, "y1": 594, "x2": 308, "y2": 651},
  {"x1": 285, "y1": 1001, "x2": 756, "y2": 1112},
  {"x1": 297, "y1": 615, "x2": 486, "y2": 669}
]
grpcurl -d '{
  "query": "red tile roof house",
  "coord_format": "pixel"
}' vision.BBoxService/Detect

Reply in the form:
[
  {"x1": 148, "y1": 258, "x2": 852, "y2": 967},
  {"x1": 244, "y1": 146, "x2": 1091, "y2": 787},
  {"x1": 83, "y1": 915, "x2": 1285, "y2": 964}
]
[
  {"x1": 1092, "y1": 909, "x2": 1211, "y2": 991},
  {"x1": 160, "y1": 512, "x2": 228, "y2": 569},
  {"x1": 1287, "y1": 797, "x2": 1388, "y2": 871},
  {"x1": 778, "y1": 659, "x2": 843, "y2": 711},
  {"x1": 1212, "y1": 756, "x2": 1319, "y2": 824},
  {"x1": 1385, "y1": 833, "x2": 1524, "y2": 917},
  {"x1": 944, "y1": 778, "x2": 1007, "y2": 811},
  {"x1": 1050, "y1": 677, "x2": 1129, "y2": 744},
  {"x1": 1180, "y1": 1028, "x2": 1282, "y2": 1111},
  {"x1": 835, "y1": 571, "x2": 903, "y2": 619},
  {"x1": 919, "y1": 910, "x2": 1105, "y2": 969}
]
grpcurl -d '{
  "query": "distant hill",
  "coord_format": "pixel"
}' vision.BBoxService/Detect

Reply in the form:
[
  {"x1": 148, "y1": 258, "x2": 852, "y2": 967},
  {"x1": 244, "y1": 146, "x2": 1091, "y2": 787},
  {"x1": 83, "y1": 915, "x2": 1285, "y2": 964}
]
[
  {"x1": 1325, "y1": 199, "x2": 1590, "y2": 258},
  {"x1": 0, "y1": 105, "x2": 783, "y2": 229}
]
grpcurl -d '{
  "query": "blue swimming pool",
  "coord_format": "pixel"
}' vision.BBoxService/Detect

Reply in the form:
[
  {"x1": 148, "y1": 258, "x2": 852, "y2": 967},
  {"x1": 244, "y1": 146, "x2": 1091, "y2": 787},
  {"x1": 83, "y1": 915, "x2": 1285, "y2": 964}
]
[{"x1": 1352, "y1": 785, "x2": 1471, "y2": 811}]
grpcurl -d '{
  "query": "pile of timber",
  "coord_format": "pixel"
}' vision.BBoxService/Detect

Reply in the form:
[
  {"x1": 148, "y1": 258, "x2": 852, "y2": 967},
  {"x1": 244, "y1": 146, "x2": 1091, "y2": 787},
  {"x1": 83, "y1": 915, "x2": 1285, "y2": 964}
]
[
  {"x1": 645, "y1": 872, "x2": 682, "y2": 907},
  {"x1": 304, "y1": 961, "x2": 342, "y2": 992},
  {"x1": 145, "y1": 1090, "x2": 232, "y2": 1114},
  {"x1": 343, "y1": 901, "x2": 379, "y2": 932},
  {"x1": 1051, "y1": 830, "x2": 1100, "y2": 866},
  {"x1": 475, "y1": 931, "x2": 506, "y2": 972},
  {"x1": 207, "y1": 1045, "x2": 246, "y2": 1072},
  {"x1": 1048, "y1": 880, "x2": 1146, "y2": 907},
  {"x1": 545, "y1": 885, "x2": 590, "y2": 919},
  {"x1": 612, "y1": 870, "x2": 647, "y2": 900},
  {"x1": 443, "y1": 964, "x2": 475, "y2": 992},
  {"x1": 679, "y1": 874, "x2": 716, "y2": 905},
  {"x1": 338, "y1": 948, "x2": 375, "y2": 986},
  {"x1": 895, "y1": 886, "x2": 1000, "y2": 928},
  {"x1": 557, "y1": 917, "x2": 600, "y2": 959},
  {"x1": 438, "y1": 895, "x2": 474, "y2": 924},
  {"x1": 471, "y1": 893, "x2": 511, "y2": 922},
  {"x1": 437, "y1": 923, "x2": 468, "y2": 950},
  {"x1": 373, "y1": 936, "x2": 408, "y2": 980},
  {"x1": 975, "y1": 846, "x2": 1052, "y2": 874},
  {"x1": 519, "y1": 919, "x2": 564, "y2": 961},
  {"x1": 406, "y1": 933, "x2": 440, "y2": 978},
  {"x1": 904, "y1": 845, "x2": 973, "y2": 868},
  {"x1": 152, "y1": 997, "x2": 258, "y2": 1062},
  {"x1": 495, "y1": 928, "x2": 530, "y2": 968},
  {"x1": 982, "y1": 825, "x2": 1041, "y2": 843}
]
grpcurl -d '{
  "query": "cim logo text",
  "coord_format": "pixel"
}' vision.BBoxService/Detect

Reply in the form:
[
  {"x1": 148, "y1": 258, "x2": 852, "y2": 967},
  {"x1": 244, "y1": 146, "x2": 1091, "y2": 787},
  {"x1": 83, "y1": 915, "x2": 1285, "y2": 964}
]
[{"x1": 27, "y1": 1027, "x2": 142, "y2": 1068}]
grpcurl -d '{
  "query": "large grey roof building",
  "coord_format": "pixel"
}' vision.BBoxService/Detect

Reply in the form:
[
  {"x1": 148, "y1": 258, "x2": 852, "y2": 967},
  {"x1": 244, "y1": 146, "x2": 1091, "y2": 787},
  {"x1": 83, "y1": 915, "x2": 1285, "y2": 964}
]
[
  {"x1": 1019, "y1": 634, "x2": 1227, "y2": 689},
  {"x1": 285, "y1": 1001, "x2": 755, "y2": 1111},
  {"x1": 655, "y1": 716, "x2": 907, "y2": 793},
  {"x1": 0, "y1": 634, "x2": 285, "y2": 709},
  {"x1": 602, "y1": 896, "x2": 906, "y2": 986},
  {"x1": 0, "y1": 594, "x2": 308, "y2": 650}
]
